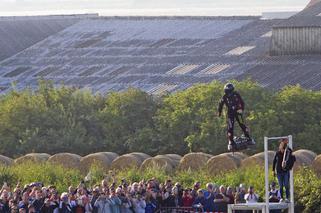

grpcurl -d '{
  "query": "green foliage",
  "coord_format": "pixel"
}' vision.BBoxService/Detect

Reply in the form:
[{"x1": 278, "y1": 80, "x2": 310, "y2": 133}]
[
  {"x1": 0, "y1": 162, "x2": 82, "y2": 193},
  {"x1": 0, "y1": 80, "x2": 320, "y2": 157}
]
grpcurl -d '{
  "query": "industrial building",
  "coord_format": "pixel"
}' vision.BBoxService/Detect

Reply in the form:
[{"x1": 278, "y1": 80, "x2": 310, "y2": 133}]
[{"x1": 0, "y1": 0, "x2": 320, "y2": 94}]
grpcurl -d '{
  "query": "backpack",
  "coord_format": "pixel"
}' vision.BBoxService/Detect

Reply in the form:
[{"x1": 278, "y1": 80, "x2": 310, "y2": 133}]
[{"x1": 283, "y1": 148, "x2": 296, "y2": 171}]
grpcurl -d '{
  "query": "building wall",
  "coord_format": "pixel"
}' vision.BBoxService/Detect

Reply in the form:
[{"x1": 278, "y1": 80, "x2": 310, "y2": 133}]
[{"x1": 270, "y1": 26, "x2": 321, "y2": 55}]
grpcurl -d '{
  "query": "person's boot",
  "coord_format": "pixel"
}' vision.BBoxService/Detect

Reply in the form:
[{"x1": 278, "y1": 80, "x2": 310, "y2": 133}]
[{"x1": 245, "y1": 134, "x2": 255, "y2": 145}]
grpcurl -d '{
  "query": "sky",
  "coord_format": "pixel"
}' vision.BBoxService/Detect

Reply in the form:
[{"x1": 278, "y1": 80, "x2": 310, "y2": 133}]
[{"x1": 0, "y1": 0, "x2": 310, "y2": 16}]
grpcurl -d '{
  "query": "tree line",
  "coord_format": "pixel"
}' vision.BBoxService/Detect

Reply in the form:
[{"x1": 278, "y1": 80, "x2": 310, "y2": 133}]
[{"x1": 0, "y1": 80, "x2": 320, "y2": 158}]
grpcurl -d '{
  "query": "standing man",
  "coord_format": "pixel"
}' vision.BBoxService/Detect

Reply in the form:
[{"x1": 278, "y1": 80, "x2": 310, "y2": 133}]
[
  {"x1": 272, "y1": 139, "x2": 295, "y2": 203},
  {"x1": 218, "y1": 83, "x2": 253, "y2": 151}
]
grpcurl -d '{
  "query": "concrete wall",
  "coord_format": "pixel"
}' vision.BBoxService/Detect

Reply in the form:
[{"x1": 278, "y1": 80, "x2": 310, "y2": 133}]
[{"x1": 270, "y1": 26, "x2": 321, "y2": 55}]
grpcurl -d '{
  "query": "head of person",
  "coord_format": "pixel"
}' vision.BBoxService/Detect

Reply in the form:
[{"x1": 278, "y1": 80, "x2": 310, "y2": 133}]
[
  {"x1": 226, "y1": 186, "x2": 233, "y2": 196},
  {"x1": 92, "y1": 186, "x2": 100, "y2": 197},
  {"x1": 22, "y1": 192, "x2": 29, "y2": 203},
  {"x1": 172, "y1": 186, "x2": 179, "y2": 196},
  {"x1": 197, "y1": 189, "x2": 204, "y2": 197},
  {"x1": 224, "y1": 83, "x2": 234, "y2": 96},
  {"x1": 132, "y1": 182, "x2": 139, "y2": 192},
  {"x1": 183, "y1": 189, "x2": 190, "y2": 197},
  {"x1": 61, "y1": 192, "x2": 69, "y2": 203},
  {"x1": 279, "y1": 139, "x2": 288, "y2": 153},
  {"x1": 239, "y1": 184, "x2": 246, "y2": 193},
  {"x1": 219, "y1": 185, "x2": 226, "y2": 194},
  {"x1": 206, "y1": 183, "x2": 214, "y2": 192},
  {"x1": 110, "y1": 188, "x2": 116, "y2": 196},
  {"x1": 1, "y1": 190, "x2": 9, "y2": 202},
  {"x1": 68, "y1": 186, "x2": 75, "y2": 195},
  {"x1": 194, "y1": 182, "x2": 201, "y2": 190},
  {"x1": 270, "y1": 182, "x2": 276, "y2": 191}
]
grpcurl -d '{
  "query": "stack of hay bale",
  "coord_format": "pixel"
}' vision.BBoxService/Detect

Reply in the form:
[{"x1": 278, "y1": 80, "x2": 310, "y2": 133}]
[
  {"x1": 141, "y1": 154, "x2": 182, "y2": 173},
  {"x1": 312, "y1": 154, "x2": 321, "y2": 176},
  {"x1": 0, "y1": 155, "x2": 13, "y2": 166},
  {"x1": 14, "y1": 153, "x2": 51, "y2": 164},
  {"x1": 207, "y1": 152, "x2": 248, "y2": 175},
  {"x1": 241, "y1": 151, "x2": 276, "y2": 168},
  {"x1": 80, "y1": 152, "x2": 119, "y2": 173},
  {"x1": 111, "y1": 152, "x2": 150, "y2": 170},
  {"x1": 48, "y1": 153, "x2": 82, "y2": 169},
  {"x1": 178, "y1": 152, "x2": 212, "y2": 171},
  {"x1": 293, "y1": 149, "x2": 316, "y2": 170}
]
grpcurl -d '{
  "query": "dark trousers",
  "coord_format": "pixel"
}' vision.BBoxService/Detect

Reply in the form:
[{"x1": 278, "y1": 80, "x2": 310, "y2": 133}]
[
  {"x1": 227, "y1": 112, "x2": 250, "y2": 142},
  {"x1": 277, "y1": 171, "x2": 290, "y2": 199}
]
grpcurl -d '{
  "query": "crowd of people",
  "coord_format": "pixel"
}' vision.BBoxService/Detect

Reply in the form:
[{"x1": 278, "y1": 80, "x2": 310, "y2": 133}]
[{"x1": 0, "y1": 176, "x2": 287, "y2": 213}]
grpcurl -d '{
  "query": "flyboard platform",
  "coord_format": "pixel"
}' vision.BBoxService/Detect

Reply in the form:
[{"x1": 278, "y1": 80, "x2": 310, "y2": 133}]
[
  {"x1": 229, "y1": 135, "x2": 256, "y2": 152},
  {"x1": 228, "y1": 135, "x2": 295, "y2": 213}
]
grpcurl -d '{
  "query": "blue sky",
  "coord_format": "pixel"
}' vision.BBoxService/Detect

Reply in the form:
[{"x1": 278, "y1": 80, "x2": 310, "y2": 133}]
[{"x1": 1, "y1": 0, "x2": 310, "y2": 16}]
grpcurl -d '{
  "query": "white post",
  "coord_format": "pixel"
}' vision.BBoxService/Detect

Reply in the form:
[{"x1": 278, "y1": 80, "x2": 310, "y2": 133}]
[
  {"x1": 288, "y1": 135, "x2": 294, "y2": 213},
  {"x1": 264, "y1": 137, "x2": 269, "y2": 213}
]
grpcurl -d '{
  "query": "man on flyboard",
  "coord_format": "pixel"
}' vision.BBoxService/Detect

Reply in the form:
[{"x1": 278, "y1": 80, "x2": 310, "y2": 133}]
[{"x1": 218, "y1": 83, "x2": 255, "y2": 151}]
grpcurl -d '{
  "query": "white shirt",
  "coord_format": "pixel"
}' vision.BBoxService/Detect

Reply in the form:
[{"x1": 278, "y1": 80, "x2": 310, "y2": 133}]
[{"x1": 244, "y1": 193, "x2": 259, "y2": 203}]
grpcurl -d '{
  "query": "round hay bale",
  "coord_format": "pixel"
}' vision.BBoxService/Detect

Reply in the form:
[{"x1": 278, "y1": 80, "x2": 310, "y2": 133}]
[
  {"x1": 293, "y1": 149, "x2": 316, "y2": 161},
  {"x1": 178, "y1": 152, "x2": 213, "y2": 171},
  {"x1": 111, "y1": 153, "x2": 147, "y2": 170},
  {"x1": 127, "y1": 152, "x2": 151, "y2": 162},
  {"x1": 207, "y1": 152, "x2": 247, "y2": 175},
  {"x1": 14, "y1": 153, "x2": 50, "y2": 164},
  {"x1": 293, "y1": 150, "x2": 315, "y2": 170},
  {"x1": 241, "y1": 151, "x2": 275, "y2": 168},
  {"x1": 312, "y1": 154, "x2": 321, "y2": 176},
  {"x1": 164, "y1": 154, "x2": 182, "y2": 163},
  {"x1": 0, "y1": 155, "x2": 13, "y2": 166},
  {"x1": 101, "y1": 152, "x2": 119, "y2": 161},
  {"x1": 48, "y1": 153, "x2": 81, "y2": 169},
  {"x1": 80, "y1": 153, "x2": 114, "y2": 173},
  {"x1": 141, "y1": 155, "x2": 175, "y2": 172}
]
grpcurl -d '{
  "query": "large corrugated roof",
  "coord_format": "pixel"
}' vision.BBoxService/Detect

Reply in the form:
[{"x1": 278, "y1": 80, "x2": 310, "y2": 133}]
[
  {"x1": 0, "y1": 3, "x2": 321, "y2": 94},
  {"x1": 0, "y1": 14, "x2": 96, "y2": 62}
]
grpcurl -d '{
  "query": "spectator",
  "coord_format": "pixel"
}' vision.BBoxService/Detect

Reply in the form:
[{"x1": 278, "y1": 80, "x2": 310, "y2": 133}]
[
  {"x1": 226, "y1": 186, "x2": 235, "y2": 205},
  {"x1": 0, "y1": 190, "x2": 10, "y2": 213},
  {"x1": 214, "y1": 185, "x2": 229, "y2": 213},
  {"x1": 28, "y1": 204, "x2": 36, "y2": 213},
  {"x1": 269, "y1": 182, "x2": 281, "y2": 213},
  {"x1": 244, "y1": 186, "x2": 259, "y2": 203},
  {"x1": 91, "y1": 187, "x2": 100, "y2": 213},
  {"x1": 109, "y1": 188, "x2": 121, "y2": 213},
  {"x1": 192, "y1": 189, "x2": 206, "y2": 211},
  {"x1": 132, "y1": 193, "x2": 146, "y2": 213},
  {"x1": 18, "y1": 192, "x2": 29, "y2": 213},
  {"x1": 182, "y1": 189, "x2": 193, "y2": 207},
  {"x1": 203, "y1": 183, "x2": 215, "y2": 212},
  {"x1": 145, "y1": 191, "x2": 157, "y2": 213},
  {"x1": 162, "y1": 185, "x2": 175, "y2": 208},
  {"x1": 40, "y1": 198, "x2": 54, "y2": 213},
  {"x1": 191, "y1": 182, "x2": 200, "y2": 199},
  {"x1": 59, "y1": 192, "x2": 72, "y2": 213},
  {"x1": 172, "y1": 186, "x2": 182, "y2": 207},
  {"x1": 94, "y1": 190, "x2": 112, "y2": 213},
  {"x1": 118, "y1": 187, "x2": 132, "y2": 213},
  {"x1": 235, "y1": 184, "x2": 246, "y2": 204},
  {"x1": 32, "y1": 189, "x2": 44, "y2": 213}
]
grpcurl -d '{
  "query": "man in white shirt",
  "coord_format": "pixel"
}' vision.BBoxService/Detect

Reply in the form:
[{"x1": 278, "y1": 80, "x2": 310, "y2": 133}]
[{"x1": 244, "y1": 186, "x2": 259, "y2": 203}]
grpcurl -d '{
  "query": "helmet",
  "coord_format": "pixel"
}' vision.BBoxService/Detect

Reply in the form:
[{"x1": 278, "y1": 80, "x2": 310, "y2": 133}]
[{"x1": 224, "y1": 83, "x2": 234, "y2": 94}]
